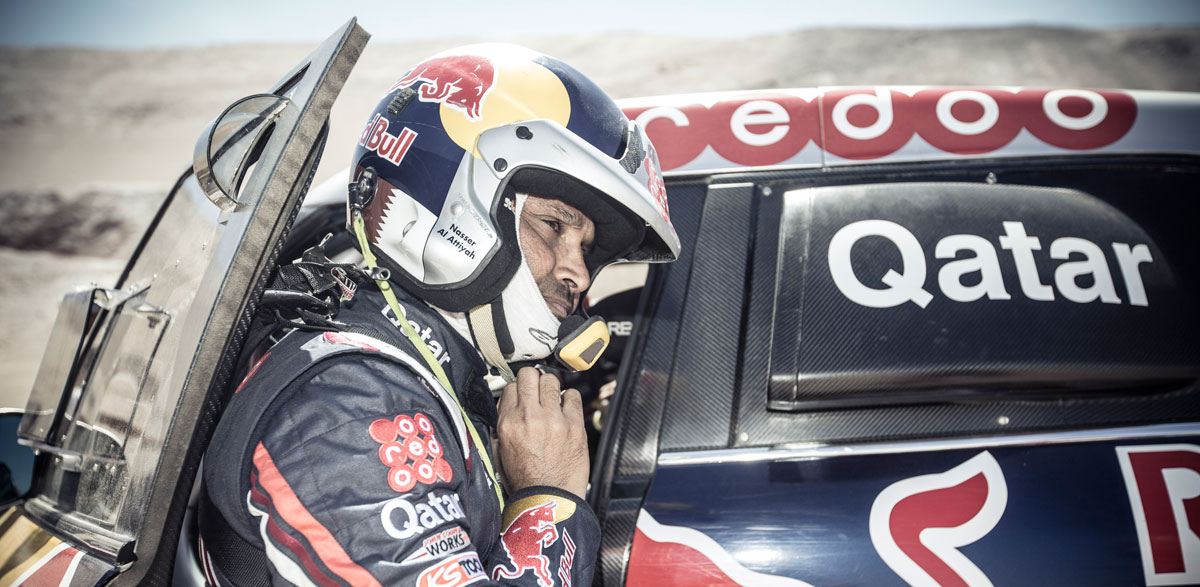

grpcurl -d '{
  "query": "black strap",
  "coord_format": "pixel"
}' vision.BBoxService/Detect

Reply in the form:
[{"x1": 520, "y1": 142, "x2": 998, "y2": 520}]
[{"x1": 232, "y1": 240, "x2": 368, "y2": 378}]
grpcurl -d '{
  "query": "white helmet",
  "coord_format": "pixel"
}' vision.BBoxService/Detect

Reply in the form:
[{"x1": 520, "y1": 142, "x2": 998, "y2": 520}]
[{"x1": 348, "y1": 44, "x2": 679, "y2": 369}]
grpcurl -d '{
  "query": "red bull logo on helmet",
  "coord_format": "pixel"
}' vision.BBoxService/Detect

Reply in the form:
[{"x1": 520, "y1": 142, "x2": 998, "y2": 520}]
[
  {"x1": 388, "y1": 45, "x2": 571, "y2": 158},
  {"x1": 391, "y1": 54, "x2": 497, "y2": 122}
]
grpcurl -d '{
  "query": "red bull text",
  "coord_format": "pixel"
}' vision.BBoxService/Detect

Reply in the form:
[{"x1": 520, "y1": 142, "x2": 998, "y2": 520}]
[{"x1": 359, "y1": 114, "x2": 418, "y2": 166}]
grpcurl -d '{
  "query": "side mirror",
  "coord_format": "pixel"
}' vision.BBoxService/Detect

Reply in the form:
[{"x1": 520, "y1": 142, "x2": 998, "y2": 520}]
[{"x1": 193, "y1": 94, "x2": 294, "y2": 211}]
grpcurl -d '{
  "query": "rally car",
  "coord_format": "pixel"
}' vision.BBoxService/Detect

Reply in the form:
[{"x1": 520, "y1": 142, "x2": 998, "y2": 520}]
[{"x1": 2, "y1": 18, "x2": 1199, "y2": 587}]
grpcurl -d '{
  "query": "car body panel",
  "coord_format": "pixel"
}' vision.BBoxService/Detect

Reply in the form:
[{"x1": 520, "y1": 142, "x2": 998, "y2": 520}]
[
  {"x1": 629, "y1": 425, "x2": 1200, "y2": 586},
  {"x1": 621, "y1": 88, "x2": 1200, "y2": 175},
  {"x1": 589, "y1": 148, "x2": 1199, "y2": 585}
]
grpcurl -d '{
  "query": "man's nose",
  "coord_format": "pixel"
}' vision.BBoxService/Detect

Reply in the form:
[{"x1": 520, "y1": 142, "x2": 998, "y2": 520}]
[{"x1": 556, "y1": 246, "x2": 591, "y2": 294}]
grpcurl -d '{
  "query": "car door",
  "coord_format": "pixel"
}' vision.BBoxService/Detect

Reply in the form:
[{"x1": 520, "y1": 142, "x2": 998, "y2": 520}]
[
  {"x1": 592, "y1": 154, "x2": 1200, "y2": 586},
  {"x1": 0, "y1": 20, "x2": 368, "y2": 586}
]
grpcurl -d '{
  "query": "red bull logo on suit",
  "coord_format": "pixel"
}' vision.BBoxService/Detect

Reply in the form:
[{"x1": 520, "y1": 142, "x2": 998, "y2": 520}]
[{"x1": 494, "y1": 500, "x2": 565, "y2": 587}]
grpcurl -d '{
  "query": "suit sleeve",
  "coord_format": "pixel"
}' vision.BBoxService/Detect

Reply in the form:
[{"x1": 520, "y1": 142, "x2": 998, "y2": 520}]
[
  {"x1": 488, "y1": 486, "x2": 601, "y2": 587},
  {"x1": 246, "y1": 355, "x2": 599, "y2": 587}
]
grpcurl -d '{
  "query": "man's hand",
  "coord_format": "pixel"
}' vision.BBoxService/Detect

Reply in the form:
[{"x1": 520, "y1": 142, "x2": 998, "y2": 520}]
[{"x1": 496, "y1": 367, "x2": 590, "y2": 499}]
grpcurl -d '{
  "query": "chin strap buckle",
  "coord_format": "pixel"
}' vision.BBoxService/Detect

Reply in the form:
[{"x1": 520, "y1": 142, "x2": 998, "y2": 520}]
[{"x1": 365, "y1": 266, "x2": 390, "y2": 281}]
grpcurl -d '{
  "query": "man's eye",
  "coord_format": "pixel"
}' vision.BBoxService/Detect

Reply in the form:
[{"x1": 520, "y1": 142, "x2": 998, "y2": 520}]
[{"x1": 542, "y1": 219, "x2": 563, "y2": 233}]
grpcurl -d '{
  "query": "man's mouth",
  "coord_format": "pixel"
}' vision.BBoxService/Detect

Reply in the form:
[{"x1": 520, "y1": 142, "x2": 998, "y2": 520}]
[
  {"x1": 547, "y1": 295, "x2": 572, "y2": 319},
  {"x1": 543, "y1": 285, "x2": 575, "y2": 319}
]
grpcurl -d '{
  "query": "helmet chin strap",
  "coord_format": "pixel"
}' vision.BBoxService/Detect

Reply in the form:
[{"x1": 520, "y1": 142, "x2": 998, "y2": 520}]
[{"x1": 468, "y1": 303, "x2": 516, "y2": 382}]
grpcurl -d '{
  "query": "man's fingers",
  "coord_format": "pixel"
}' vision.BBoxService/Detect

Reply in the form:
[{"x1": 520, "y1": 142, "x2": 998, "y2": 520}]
[
  {"x1": 560, "y1": 387, "x2": 584, "y2": 420},
  {"x1": 498, "y1": 379, "x2": 518, "y2": 414},
  {"x1": 516, "y1": 366, "x2": 543, "y2": 409},
  {"x1": 500, "y1": 367, "x2": 538, "y2": 414},
  {"x1": 496, "y1": 369, "x2": 591, "y2": 499},
  {"x1": 538, "y1": 369, "x2": 562, "y2": 409}
]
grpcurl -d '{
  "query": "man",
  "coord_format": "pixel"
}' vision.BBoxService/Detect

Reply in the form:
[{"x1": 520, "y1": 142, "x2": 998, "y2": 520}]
[{"x1": 200, "y1": 43, "x2": 679, "y2": 586}]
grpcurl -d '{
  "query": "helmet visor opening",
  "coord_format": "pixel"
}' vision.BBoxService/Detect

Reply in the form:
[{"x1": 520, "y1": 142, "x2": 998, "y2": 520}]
[{"x1": 505, "y1": 166, "x2": 645, "y2": 273}]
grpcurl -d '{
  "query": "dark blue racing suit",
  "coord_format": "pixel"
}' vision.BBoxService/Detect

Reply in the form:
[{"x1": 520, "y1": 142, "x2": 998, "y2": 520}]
[{"x1": 200, "y1": 285, "x2": 599, "y2": 586}]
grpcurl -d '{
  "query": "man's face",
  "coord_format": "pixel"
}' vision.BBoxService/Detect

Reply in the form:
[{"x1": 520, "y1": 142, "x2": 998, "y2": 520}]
[{"x1": 518, "y1": 195, "x2": 595, "y2": 319}]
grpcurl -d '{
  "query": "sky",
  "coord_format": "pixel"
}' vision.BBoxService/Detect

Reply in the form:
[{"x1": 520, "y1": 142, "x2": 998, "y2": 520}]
[{"x1": 1, "y1": 0, "x2": 1199, "y2": 48}]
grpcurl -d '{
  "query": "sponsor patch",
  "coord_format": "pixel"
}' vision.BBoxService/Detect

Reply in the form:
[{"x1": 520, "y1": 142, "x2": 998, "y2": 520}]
[
  {"x1": 827, "y1": 219, "x2": 1155, "y2": 309},
  {"x1": 417, "y1": 552, "x2": 487, "y2": 587},
  {"x1": 629, "y1": 510, "x2": 814, "y2": 586},
  {"x1": 390, "y1": 54, "x2": 497, "y2": 122},
  {"x1": 869, "y1": 451, "x2": 1007, "y2": 587},
  {"x1": 371, "y1": 412, "x2": 454, "y2": 492},
  {"x1": 380, "y1": 491, "x2": 466, "y2": 541},
  {"x1": 403, "y1": 527, "x2": 472, "y2": 564},
  {"x1": 493, "y1": 499, "x2": 563, "y2": 587},
  {"x1": 1116, "y1": 444, "x2": 1200, "y2": 585},
  {"x1": 380, "y1": 304, "x2": 452, "y2": 366},
  {"x1": 435, "y1": 223, "x2": 479, "y2": 260},
  {"x1": 644, "y1": 155, "x2": 670, "y2": 224},
  {"x1": 626, "y1": 88, "x2": 1137, "y2": 171}
]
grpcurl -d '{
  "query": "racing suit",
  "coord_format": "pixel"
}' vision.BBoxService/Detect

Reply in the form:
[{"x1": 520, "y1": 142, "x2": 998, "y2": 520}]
[{"x1": 200, "y1": 284, "x2": 599, "y2": 586}]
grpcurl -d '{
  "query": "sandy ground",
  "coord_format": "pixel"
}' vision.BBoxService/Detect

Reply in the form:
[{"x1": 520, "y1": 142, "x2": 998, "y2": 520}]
[{"x1": 1, "y1": 26, "x2": 1198, "y2": 407}]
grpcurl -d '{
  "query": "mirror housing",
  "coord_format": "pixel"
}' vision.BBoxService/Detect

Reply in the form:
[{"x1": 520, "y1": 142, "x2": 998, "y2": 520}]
[{"x1": 193, "y1": 94, "x2": 293, "y2": 211}]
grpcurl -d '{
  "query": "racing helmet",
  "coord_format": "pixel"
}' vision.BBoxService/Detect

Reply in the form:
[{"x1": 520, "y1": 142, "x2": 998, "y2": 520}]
[{"x1": 348, "y1": 44, "x2": 679, "y2": 368}]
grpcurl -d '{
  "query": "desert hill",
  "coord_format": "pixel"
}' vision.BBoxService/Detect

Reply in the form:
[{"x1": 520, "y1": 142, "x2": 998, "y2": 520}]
[
  {"x1": 1, "y1": 26, "x2": 1197, "y2": 404},
  {"x1": 1, "y1": 27, "x2": 1197, "y2": 192}
]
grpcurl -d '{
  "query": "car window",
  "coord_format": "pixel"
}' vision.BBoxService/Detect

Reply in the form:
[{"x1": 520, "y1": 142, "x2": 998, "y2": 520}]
[
  {"x1": 735, "y1": 155, "x2": 1200, "y2": 447},
  {"x1": 768, "y1": 180, "x2": 1193, "y2": 409}
]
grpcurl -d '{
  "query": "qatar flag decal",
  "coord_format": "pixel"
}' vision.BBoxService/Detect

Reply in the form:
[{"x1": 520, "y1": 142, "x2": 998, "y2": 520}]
[
  {"x1": 627, "y1": 510, "x2": 814, "y2": 587},
  {"x1": 11, "y1": 542, "x2": 85, "y2": 586},
  {"x1": 869, "y1": 451, "x2": 1008, "y2": 587}
]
